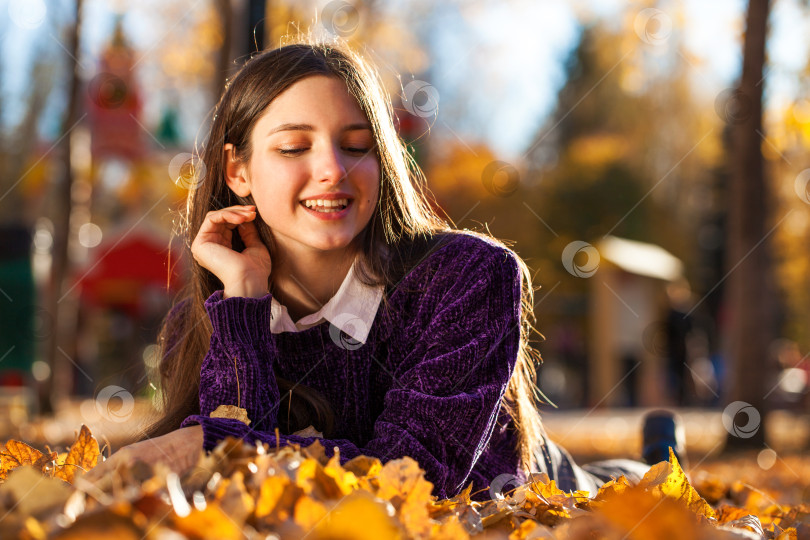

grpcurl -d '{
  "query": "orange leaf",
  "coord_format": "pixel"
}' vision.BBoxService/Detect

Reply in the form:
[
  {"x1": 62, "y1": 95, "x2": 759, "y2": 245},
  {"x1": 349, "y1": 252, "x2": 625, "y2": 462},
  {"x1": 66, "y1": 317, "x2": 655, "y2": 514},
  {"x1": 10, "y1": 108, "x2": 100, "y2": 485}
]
[
  {"x1": 595, "y1": 475, "x2": 632, "y2": 502},
  {"x1": 596, "y1": 486, "x2": 707, "y2": 539},
  {"x1": 2, "y1": 440, "x2": 45, "y2": 469},
  {"x1": 173, "y1": 503, "x2": 244, "y2": 540},
  {"x1": 343, "y1": 454, "x2": 383, "y2": 478},
  {"x1": 55, "y1": 425, "x2": 100, "y2": 484},
  {"x1": 255, "y1": 475, "x2": 305, "y2": 526},
  {"x1": 715, "y1": 504, "x2": 756, "y2": 524},
  {"x1": 1, "y1": 439, "x2": 56, "y2": 479}
]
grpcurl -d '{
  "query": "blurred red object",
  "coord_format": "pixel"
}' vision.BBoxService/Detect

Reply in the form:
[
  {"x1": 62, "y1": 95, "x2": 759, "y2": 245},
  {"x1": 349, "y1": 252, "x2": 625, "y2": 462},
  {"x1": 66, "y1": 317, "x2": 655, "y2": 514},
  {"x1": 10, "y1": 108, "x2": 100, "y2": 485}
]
[{"x1": 73, "y1": 227, "x2": 184, "y2": 317}]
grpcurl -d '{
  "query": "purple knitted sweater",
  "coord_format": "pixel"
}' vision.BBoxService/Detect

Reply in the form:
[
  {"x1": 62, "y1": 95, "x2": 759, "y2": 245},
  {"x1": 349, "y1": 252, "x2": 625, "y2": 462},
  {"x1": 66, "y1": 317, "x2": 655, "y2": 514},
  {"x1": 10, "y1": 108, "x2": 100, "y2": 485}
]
[{"x1": 180, "y1": 232, "x2": 529, "y2": 500}]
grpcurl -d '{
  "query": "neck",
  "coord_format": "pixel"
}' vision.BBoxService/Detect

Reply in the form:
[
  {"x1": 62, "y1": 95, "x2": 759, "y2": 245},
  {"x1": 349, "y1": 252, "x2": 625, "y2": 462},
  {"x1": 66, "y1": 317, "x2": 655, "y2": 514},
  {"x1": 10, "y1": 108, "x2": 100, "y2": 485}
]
[{"x1": 271, "y1": 242, "x2": 358, "y2": 321}]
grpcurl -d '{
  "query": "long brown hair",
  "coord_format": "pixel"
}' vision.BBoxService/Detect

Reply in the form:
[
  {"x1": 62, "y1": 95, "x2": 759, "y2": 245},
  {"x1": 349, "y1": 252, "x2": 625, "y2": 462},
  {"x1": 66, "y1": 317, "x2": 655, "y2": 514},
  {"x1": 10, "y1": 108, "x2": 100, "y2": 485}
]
[{"x1": 147, "y1": 41, "x2": 546, "y2": 476}]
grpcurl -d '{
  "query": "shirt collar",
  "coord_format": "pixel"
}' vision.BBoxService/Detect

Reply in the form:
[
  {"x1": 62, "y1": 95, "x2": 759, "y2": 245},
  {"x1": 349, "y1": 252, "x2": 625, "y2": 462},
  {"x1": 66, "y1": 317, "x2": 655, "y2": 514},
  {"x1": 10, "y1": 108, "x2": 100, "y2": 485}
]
[{"x1": 269, "y1": 256, "x2": 384, "y2": 344}]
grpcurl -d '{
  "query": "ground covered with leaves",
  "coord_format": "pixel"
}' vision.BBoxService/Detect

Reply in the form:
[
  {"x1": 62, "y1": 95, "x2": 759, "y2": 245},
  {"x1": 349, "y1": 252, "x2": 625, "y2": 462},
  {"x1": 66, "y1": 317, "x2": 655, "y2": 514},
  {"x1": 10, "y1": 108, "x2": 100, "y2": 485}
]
[{"x1": 0, "y1": 426, "x2": 808, "y2": 539}]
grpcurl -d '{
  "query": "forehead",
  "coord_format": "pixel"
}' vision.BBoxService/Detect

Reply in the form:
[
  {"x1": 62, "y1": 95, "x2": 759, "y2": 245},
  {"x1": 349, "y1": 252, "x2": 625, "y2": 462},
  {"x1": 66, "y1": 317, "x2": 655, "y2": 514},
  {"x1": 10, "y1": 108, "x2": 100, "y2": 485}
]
[{"x1": 258, "y1": 75, "x2": 368, "y2": 126}]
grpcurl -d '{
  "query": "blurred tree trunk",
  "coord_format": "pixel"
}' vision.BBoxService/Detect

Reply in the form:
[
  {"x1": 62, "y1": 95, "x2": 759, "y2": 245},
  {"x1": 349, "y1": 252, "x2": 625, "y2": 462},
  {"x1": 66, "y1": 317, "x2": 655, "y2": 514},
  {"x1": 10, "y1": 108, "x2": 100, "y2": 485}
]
[
  {"x1": 42, "y1": 0, "x2": 83, "y2": 414},
  {"x1": 248, "y1": 0, "x2": 266, "y2": 52},
  {"x1": 725, "y1": 0, "x2": 772, "y2": 450},
  {"x1": 213, "y1": 0, "x2": 265, "y2": 99},
  {"x1": 213, "y1": 0, "x2": 233, "y2": 100}
]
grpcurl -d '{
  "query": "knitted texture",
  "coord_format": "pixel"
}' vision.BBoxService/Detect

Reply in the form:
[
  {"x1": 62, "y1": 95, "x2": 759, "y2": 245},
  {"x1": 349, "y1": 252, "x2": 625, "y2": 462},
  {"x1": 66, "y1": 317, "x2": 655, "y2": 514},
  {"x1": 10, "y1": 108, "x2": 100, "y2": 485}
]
[{"x1": 180, "y1": 232, "x2": 528, "y2": 500}]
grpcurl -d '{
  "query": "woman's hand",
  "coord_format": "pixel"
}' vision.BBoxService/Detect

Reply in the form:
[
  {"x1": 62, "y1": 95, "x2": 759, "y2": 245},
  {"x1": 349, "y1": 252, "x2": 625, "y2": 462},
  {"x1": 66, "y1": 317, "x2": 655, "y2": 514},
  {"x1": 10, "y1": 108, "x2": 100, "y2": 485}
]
[
  {"x1": 191, "y1": 205, "x2": 272, "y2": 298},
  {"x1": 83, "y1": 425, "x2": 204, "y2": 485}
]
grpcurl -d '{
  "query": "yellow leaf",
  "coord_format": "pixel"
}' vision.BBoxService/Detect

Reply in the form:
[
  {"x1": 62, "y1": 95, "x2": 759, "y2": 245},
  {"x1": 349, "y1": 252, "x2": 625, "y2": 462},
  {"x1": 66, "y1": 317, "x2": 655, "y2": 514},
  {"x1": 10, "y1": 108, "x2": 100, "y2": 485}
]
[
  {"x1": 209, "y1": 404, "x2": 250, "y2": 425},
  {"x1": 293, "y1": 496, "x2": 329, "y2": 531},
  {"x1": 23, "y1": 517, "x2": 47, "y2": 540},
  {"x1": 430, "y1": 514, "x2": 471, "y2": 540},
  {"x1": 375, "y1": 457, "x2": 435, "y2": 537},
  {"x1": 255, "y1": 475, "x2": 289, "y2": 518},
  {"x1": 323, "y1": 453, "x2": 359, "y2": 496},
  {"x1": 508, "y1": 519, "x2": 545, "y2": 540},
  {"x1": 529, "y1": 478, "x2": 566, "y2": 499},
  {"x1": 254, "y1": 476, "x2": 305, "y2": 526},
  {"x1": 375, "y1": 457, "x2": 434, "y2": 503},
  {"x1": 637, "y1": 448, "x2": 715, "y2": 520},
  {"x1": 312, "y1": 491, "x2": 402, "y2": 540},
  {"x1": 296, "y1": 458, "x2": 320, "y2": 496},
  {"x1": 344, "y1": 454, "x2": 383, "y2": 492}
]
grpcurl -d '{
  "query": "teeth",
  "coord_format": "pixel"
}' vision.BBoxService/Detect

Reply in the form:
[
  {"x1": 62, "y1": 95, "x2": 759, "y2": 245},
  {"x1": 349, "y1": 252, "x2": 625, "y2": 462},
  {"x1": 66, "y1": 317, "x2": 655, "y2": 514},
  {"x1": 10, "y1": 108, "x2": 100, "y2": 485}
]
[{"x1": 303, "y1": 198, "x2": 349, "y2": 209}]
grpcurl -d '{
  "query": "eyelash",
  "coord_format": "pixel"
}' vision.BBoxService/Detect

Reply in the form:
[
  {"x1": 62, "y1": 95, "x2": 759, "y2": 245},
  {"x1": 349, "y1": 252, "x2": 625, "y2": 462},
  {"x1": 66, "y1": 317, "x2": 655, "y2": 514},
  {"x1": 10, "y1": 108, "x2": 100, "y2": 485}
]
[{"x1": 278, "y1": 147, "x2": 371, "y2": 156}]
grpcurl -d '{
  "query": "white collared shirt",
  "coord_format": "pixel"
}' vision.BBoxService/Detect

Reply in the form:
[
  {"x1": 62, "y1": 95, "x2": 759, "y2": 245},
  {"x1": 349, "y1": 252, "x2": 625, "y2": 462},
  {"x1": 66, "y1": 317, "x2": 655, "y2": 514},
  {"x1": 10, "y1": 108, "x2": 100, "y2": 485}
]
[{"x1": 269, "y1": 257, "x2": 384, "y2": 344}]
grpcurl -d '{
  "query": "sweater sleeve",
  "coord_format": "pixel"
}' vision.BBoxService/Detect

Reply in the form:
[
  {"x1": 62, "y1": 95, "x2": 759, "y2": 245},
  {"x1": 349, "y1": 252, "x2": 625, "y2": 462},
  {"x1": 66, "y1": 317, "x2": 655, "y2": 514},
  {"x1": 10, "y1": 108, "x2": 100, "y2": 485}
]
[
  {"x1": 182, "y1": 246, "x2": 523, "y2": 500},
  {"x1": 180, "y1": 290, "x2": 282, "y2": 432}
]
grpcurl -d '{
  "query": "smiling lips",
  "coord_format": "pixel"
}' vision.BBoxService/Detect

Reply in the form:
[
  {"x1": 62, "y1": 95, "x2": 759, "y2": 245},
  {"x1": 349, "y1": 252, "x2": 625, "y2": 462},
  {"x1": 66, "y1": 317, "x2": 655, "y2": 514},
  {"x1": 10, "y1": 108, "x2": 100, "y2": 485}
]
[{"x1": 301, "y1": 198, "x2": 350, "y2": 213}]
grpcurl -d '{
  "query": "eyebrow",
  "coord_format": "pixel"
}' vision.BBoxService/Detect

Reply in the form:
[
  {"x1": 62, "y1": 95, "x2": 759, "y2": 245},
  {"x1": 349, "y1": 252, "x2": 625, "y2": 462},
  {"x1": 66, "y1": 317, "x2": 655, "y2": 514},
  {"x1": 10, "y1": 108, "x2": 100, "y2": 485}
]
[{"x1": 268, "y1": 122, "x2": 372, "y2": 136}]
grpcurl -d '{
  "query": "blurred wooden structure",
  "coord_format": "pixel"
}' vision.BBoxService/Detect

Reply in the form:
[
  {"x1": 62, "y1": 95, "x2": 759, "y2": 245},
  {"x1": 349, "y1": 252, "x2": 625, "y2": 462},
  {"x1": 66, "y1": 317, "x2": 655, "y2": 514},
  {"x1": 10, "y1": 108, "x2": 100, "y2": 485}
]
[{"x1": 588, "y1": 236, "x2": 684, "y2": 408}]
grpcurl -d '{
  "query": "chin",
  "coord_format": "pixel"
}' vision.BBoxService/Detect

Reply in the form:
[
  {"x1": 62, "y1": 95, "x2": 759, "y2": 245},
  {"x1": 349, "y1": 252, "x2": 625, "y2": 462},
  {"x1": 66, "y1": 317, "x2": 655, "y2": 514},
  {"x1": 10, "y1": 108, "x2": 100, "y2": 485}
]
[{"x1": 305, "y1": 235, "x2": 356, "y2": 253}]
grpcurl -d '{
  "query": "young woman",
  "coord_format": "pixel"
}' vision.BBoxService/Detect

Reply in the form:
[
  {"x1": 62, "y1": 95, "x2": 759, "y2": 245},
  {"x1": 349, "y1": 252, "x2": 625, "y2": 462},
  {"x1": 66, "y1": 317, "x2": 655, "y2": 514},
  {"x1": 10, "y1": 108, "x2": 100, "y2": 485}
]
[{"x1": 88, "y1": 42, "x2": 660, "y2": 500}]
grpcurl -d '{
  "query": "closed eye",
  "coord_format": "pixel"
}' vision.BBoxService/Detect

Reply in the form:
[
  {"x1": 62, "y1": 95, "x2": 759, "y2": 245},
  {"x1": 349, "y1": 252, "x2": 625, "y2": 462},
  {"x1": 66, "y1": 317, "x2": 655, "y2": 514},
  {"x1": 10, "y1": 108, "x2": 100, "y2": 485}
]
[
  {"x1": 344, "y1": 147, "x2": 371, "y2": 155},
  {"x1": 279, "y1": 148, "x2": 307, "y2": 155}
]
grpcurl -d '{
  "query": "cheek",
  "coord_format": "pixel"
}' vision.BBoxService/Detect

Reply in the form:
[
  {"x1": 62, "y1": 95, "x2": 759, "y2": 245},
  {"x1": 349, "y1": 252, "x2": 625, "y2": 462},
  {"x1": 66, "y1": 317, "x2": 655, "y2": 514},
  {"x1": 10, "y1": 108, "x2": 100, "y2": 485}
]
[
  {"x1": 358, "y1": 160, "x2": 381, "y2": 201},
  {"x1": 248, "y1": 161, "x2": 304, "y2": 210}
]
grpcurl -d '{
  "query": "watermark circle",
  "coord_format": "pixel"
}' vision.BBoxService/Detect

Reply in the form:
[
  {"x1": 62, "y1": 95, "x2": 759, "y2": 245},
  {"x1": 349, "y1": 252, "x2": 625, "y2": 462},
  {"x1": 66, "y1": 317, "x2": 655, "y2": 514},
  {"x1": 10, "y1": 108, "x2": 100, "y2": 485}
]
[
  {"x1": 88, "y1": 73, "x2": 129, "y2": 110},
  {"x1": 642, "y1": 321, "x2": 668, "y2": 356},
  {"x1": 721, "y1": 401, "x2": 760, "y2": 439},
  {"x1": 32, "y1": 307, "x2": 54, "y2": 339},
  {"x1": 714, "y1": 88, "x2": 753, "y2": 125},
  {"x1": 402, "y1": 80, "x2": 439, "y2": 119},
  {"x1": 95, "y1": 385, "x2": 135, "y2": 423},
  {"x1": 321, "y1": 1, "x2": 360, "y2": 37},
  {"x1": 489, "y1": 473, "x2": 522, "y2": 500},
  {"x1": 328, "y1": 313, "x2": 368, "y2": 351},
  {"x1": 561, "y1": 241, "x2": 600, "y2": 278},
  {"x1": 794, "y1": 168, "x2": 810, "y2": 205},
  {"x1": 482, "y1": 161, "x2": 519, "y2": 197},
  {"x1": 634, "y1": 8, "x2": 672, "y2": 46},
  {"x1": 8, "y1": 0, "x2": 47, "y2": 29},
  {"x1": 168, "y1": 153, "x2": 206, "y2": 190}
]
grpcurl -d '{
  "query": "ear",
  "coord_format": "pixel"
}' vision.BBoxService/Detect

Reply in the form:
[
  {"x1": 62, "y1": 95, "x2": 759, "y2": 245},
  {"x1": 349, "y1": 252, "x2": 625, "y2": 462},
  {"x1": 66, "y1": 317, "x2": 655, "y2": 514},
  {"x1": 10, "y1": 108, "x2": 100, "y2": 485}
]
[{"x1": 223, "y1": 143, "x2": 251, "y2": 197}]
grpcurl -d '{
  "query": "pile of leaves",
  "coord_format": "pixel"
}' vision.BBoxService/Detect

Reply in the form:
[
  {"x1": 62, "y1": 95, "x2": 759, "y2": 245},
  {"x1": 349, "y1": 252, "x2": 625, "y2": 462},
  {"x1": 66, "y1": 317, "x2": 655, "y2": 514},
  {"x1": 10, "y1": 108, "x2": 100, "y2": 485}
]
[{"x1": 1, "y1": 426, "x2": 808, "y2": 539}]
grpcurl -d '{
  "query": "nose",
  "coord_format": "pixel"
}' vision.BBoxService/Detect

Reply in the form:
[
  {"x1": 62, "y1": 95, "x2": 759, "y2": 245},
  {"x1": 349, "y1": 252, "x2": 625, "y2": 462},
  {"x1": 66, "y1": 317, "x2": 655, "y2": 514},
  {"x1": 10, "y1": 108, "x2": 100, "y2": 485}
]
[{"x1": 314, "y1": 144, "x2": 347, "y2": 185}]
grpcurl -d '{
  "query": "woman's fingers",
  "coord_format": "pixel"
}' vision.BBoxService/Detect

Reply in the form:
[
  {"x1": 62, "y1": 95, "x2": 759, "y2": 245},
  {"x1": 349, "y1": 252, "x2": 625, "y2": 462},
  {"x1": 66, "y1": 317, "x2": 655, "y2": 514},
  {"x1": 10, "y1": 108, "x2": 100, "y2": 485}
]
[
  {"x1": 191, "y1": 205, "x2": 272, "y2": 295},
  {"x1": 203, "y1": 206, "x2": 256, "y2": 229},
  {"x1": 193, "y1": 206, "x2": 256, "y2": 246},
  {"x1": 237, "y1": 219, "x2": 263, "y2": 248}
]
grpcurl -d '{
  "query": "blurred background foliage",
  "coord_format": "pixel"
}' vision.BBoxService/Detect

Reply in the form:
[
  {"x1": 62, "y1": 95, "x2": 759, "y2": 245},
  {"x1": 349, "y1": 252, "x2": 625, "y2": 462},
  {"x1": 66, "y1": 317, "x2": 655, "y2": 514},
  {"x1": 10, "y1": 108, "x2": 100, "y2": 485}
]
[{"x1": 0, "y1": 0, "x2": 809, "y2": 450}]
